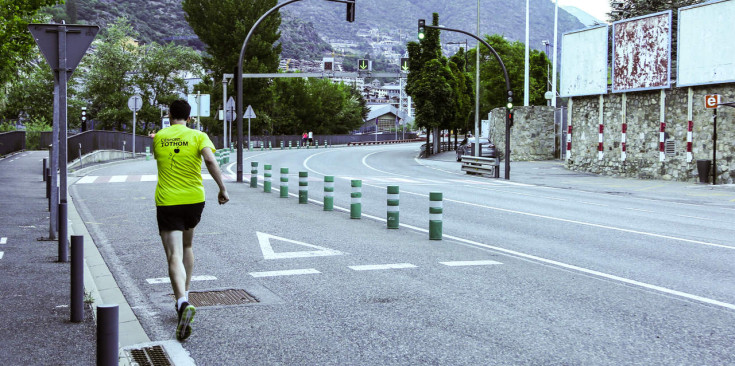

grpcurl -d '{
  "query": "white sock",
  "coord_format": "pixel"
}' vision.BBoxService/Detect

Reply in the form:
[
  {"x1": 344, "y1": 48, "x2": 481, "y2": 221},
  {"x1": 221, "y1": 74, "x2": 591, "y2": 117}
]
[
  {"x1": 186, "y1": 290, "x2": 190, "y2": 298},
  {"x1": 177, "y1": 296, "x2": 187, "y2": 310}
]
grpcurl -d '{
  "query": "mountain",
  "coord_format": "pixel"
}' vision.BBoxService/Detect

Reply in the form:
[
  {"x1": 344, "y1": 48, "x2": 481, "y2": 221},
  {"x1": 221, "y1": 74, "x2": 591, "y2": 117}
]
[
  {"x1": 65, "y1": 0, "x2": 585, "y2": 59},
  {"x1": 562, "y1": 6, "x2": 605, "y2": 26}
]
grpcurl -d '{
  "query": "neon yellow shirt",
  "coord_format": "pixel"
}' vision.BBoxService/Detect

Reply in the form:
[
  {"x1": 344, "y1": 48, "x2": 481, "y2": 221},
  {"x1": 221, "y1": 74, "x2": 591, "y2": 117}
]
[{"x1": 153, "y1": 124, "x2": 215, "y2": 206}]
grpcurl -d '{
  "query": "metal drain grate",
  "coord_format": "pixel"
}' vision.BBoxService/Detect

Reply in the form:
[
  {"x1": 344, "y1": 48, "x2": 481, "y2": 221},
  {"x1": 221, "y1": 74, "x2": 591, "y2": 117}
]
[
  {"x1": 186, "y1": 289, "x2": 259, "y2": 307},
  {"x1": 128, "y1": 345, "x2": 172, "y2": 366}
]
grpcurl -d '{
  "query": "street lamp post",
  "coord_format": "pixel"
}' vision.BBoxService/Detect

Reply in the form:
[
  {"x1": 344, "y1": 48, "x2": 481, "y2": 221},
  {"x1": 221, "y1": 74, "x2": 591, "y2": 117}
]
[{"x1": 235, "y1": 0, "x2": 356, "y2": 182}]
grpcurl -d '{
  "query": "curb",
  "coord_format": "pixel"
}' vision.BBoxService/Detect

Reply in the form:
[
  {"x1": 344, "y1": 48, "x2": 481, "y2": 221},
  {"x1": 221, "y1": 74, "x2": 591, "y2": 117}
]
[{"x1": 67, "y1": 178, "x2": 151, "y2": 365}]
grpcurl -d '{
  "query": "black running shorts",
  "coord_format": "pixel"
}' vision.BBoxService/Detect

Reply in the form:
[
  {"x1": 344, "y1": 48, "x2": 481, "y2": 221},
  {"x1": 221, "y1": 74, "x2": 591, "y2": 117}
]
[{"x1": 156, "y1": 202, "x2": 205, "y2": 233}]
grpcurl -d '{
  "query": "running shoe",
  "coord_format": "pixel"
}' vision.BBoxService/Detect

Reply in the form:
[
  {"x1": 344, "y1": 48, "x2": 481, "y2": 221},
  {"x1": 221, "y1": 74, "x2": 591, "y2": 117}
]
[{"x1": 176, "y1": 301, "x2": 196, "y2": 341}]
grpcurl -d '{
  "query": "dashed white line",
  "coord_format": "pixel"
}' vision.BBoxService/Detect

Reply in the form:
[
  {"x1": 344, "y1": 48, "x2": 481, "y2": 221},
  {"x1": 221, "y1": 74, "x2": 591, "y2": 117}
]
[
  {"x1": 439, "y1": 260, "x2": 503, "y2": 267},
  {"x1": 77, "y1": 176, "x2": 97, "y2": 184},
  {"x1": 146, "y1": 275, "x2": 217, "y2": 284},
  {"x1": 0, "y1": 237, "x2": 6, "y2": 245},
  {"x1": 249, "y1": 268, "x2": 321, "y2": 278},
  {"x1": 348, "y1": 263, "x2": 417, "y2": 271},
  {"x1": 108, "y1": 175, "x2": 127, "y2": 183},
  {"x1": 0, "y1": 252, "x2": 4, "y2": 259}
]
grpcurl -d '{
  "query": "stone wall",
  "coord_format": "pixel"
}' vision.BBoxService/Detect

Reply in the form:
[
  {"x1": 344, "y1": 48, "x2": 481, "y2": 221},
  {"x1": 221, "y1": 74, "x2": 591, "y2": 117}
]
[
  {"x1": 565, "y1": 84, "x2": 735, "y2": 184},
  {"x1": 489, "y1": 105, "x2": 555, "y2": 161}
]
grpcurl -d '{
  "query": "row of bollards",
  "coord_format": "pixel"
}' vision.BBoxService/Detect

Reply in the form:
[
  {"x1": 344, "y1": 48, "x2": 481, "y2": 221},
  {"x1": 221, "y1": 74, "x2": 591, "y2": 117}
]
[
  {"x1": 248, "y1": 163, "x2": 443, "y2": 240},
  {"x1": 42, "y1": 158, "x2": 119, "y2": 365}
]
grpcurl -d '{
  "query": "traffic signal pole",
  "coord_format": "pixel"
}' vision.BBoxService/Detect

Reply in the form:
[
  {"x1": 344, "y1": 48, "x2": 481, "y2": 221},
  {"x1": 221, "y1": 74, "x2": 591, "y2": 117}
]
[
  {"x1": 419, "y1": 21, "x2": 513, "y2": 179},
  {"x1": 235, "y1": 0, "x2": 355, "y2": 183}
]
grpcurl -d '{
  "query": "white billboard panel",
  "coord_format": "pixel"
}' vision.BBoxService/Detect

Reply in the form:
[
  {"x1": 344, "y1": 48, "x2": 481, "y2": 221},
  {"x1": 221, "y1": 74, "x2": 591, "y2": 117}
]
[
  {"x1": 612, "y1": 11, "x2": 672, "y2": 93},
  {"x1": 678, "y1": 0, "x2": 735, "y2": 87},
  {"x1": 560, "y1": 25, "x2": 608, "y2": 97}
]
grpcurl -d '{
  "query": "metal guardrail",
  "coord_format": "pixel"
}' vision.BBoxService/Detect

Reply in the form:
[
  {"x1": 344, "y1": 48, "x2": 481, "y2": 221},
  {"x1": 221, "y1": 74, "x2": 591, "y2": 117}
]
[
  {"x1": 460, "y1": 155, "x2": 500, "y2": 178},
  {"x1": 41, "y1": 130, "x2": 154, "y2": 163},
  {"x1": 0, "y1": 131, "x2": 26, "y2": 156},
  {"x1": 347, "y1": 138, "x2": 424, "y2": 146}
]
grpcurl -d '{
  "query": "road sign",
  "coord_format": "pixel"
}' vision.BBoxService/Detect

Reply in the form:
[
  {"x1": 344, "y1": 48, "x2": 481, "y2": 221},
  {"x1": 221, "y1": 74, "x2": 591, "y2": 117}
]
[
  {"x1": 400, "y1": 58, "x2": 409, "y2": 71},
  {"x1": 187, "y1": 94, "x2": 211, "y2": 117},
  {"x1": 705, "y1": 94, "x2": 721, "y2": 109},
  {"x1": 323, "y1": 57, "x2": 334, "y2": 71},
  {"x1": 127, "y1": 95, "x2": 143, "y2": 112},
  {"x1": 28, "y1": 24, "x2": 99, "y2": 76},
  {"x1": 244, "y1": 105, "x2": 256, "y2": 119},
  {"x1": 358, "y1": 59, "x2": 370, "y2": 71}
]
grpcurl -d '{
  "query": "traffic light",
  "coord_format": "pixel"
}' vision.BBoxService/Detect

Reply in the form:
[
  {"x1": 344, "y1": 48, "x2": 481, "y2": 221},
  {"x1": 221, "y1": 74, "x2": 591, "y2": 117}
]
[
  {"x1": 508, "y1": 110, "x2": 514, "y2": 128},
  {"x1": 506, "y1": 90, "x2": 513, "y2": 109},
  {"x1": 346, "y1": 0, "x2": 355, "y2": 22},
  {"x1": 81, "y1": 107, "x2": 87, "y2": 132},
  {"x1": 418, "y1": 19, "x2": 426, "y2": 40}
]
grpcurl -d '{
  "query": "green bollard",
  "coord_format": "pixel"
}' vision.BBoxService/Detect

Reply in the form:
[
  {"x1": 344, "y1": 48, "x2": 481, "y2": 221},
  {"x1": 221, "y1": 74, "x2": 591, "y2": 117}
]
[
  {"x1": 315, "y1": 139, "x2": 319, "y2": 149},
  {"x1": 250, "y1": 162, "x2": 258, "y2": 188},
  {"x1": 299, "y1": 171, "x2": 308, "y2": 204},
  {"x1": 215, "y1": 150, "x2": 222, "y2": 166},
  {"x1": 269, "y1": 141, "x2": 272, "y2": 151},
  {"x1": 280, "y1": 141, "x2": 284, "y2": 150},
  {"x1": 350, "y1": 180, "x2": 362, "y2": 219},
  {"x1": 289, "y1": 141, "x2": 292, "y2": 150},
  {"x1": 297, "y1": 140, "x2": 301, "y2": 149},
  {"x1": 429, "y1": 192, "x2": 443, "y2": 240},
  {"x1": 264, "y1": 165, "x2": 272, "y2": 193},
  {"x1": 324, "y1": 176, "x2": 334, "y2": 211},
  {"x1": 280, "y1": 168, "x2": 289, "y2": 198},
  {"x1": 387, "y1": 186, "x2": 399, "y2": 229},
  {"x1": 324, "y1": 140, "x2": 328, "y2": 149}
]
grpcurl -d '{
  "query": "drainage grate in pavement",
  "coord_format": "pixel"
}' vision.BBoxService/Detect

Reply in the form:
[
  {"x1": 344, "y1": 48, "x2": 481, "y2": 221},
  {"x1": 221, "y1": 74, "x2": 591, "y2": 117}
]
[
  {"x1": 128, "y1": 345, "x2": 172, "y2": 366},
  {"x1": 186, "y1": 289, "x2": 259, "y2": 307}
]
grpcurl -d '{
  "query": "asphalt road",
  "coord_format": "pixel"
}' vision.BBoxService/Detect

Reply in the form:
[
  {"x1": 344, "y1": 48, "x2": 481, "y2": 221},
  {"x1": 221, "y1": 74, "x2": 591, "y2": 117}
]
[{"x1": 70, "y1": 143, "x2": 735, "y2": 365}]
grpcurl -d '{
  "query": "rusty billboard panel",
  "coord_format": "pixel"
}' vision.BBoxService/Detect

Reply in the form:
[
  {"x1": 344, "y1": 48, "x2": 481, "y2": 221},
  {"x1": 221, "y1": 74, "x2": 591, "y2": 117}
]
[
  {"x1": 678, "y1": 0, "x2": 735, "y2": 87},
  {"x1": 612, "y1": 11, "x2": 672, "y2": 93},
  {"x1": 560, "y1": 25, "x2": 609, "y2": 97}
]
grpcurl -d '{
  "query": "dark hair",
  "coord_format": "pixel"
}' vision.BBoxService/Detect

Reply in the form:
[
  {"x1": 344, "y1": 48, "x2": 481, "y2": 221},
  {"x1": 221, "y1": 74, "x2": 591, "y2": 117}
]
[{"x1": 169, "y1": 99, "x2": 191, "y2": 120}]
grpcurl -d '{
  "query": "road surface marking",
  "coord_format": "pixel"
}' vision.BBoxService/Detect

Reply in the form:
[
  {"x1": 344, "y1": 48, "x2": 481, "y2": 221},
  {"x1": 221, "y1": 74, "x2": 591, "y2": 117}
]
[
  {"x1": 249, "y1": 269, "x2": 321, "y2": 278},
  {"x1": 0, "y1": 237, "x2": 6, "y2": 244},
  {"x1": 0, "y1": 252, "x2": 4, "y2": 259},
  {"x1": 140, "y1": 175, "x2": 157, "y2": 182},
  {"x1": 77, "y1": 176, "x2": 97, "y2": 184},
  {"x1": 146, "y1": 275, "x2": 217, "y2": 284},
  {"x1": 256, "y1": 231, "x2": 343, "y2": 260},
  {"x1": 440, "y1": 260, "x2": 503, "y2": 266},
  {"x1": 109, "y1": 175, "x2": 127, "y2": 183},
  {"x1": 348, "y1": 263, "x2": 417, "y2": 271}
]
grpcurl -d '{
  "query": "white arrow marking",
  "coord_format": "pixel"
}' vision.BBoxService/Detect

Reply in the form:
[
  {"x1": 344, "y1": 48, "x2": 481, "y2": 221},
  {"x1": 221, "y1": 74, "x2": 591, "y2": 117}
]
[{"x1": 256, "y1": 232, "x2": 343, "y2": 260}]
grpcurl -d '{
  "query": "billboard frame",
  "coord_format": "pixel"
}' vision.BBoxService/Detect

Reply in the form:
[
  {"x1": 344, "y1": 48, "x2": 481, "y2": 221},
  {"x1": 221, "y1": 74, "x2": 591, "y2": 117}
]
[
  {"x1": 611, "y1": 10, "x2": 672, "y2": 94},
  {"x1": 677, "y1": 0, "x2": 735, "y2": 87},
  {"x1": 559, "y1": 24, "x2": 609, "y2": 98}
]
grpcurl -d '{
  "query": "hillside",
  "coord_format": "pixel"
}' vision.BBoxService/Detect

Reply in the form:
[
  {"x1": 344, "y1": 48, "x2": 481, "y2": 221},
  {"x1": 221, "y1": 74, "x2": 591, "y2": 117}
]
[{"x1": 60, "y1": 0, "x2": 585, "y2": 59}]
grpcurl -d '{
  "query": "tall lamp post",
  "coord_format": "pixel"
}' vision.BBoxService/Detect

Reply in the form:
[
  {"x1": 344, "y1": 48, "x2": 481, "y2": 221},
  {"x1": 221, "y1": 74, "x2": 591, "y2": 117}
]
[{"x1": 235, "y1": 0, "x2": 356, "y2": 182}]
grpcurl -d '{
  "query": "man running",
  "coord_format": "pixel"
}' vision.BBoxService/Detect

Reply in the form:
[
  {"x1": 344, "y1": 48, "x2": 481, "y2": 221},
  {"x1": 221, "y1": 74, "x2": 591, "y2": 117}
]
[{"x1": 153, "y1": 99, "x2": 229, "y2": 341}]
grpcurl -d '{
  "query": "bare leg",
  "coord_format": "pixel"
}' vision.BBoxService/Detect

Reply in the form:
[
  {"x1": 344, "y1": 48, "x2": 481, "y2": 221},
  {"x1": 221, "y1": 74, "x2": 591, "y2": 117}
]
[
  {"x1": 160, "y1": 230, "x2": 186, "y2": 300},
  {"x1": 182, "y1": 228, "x2": 195, "y2": 293}
]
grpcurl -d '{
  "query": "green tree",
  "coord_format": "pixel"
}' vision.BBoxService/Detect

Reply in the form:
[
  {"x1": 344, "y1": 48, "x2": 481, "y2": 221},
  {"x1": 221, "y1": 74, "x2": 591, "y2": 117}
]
[
  {"x1": 406, "y1": 13, "x2": 456, "y2": 154},
  {"x1": 449, "y1": 48, "x2": 474, "y2": 135},
  {"x1": 182, "y1": 0, "x2": 282, "y2": 116},
  {"x1": 133, "y1": 42, "x2": 201, "y2": 135},
  {"x1": 1, "y1": 62, "x2": 55, "y2": 124},
  {"x1": 0, "y1": 0, "x2": 59, "y2": 87},
  {"x1": 81, "y1": 18, "x2": 138, "y2": 131}
]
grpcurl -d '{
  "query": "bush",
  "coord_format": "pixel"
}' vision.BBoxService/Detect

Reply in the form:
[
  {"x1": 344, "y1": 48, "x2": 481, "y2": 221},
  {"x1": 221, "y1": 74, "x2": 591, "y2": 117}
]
[{"x1": 24, "y1": 117, "x2": 52, "y2": 150}]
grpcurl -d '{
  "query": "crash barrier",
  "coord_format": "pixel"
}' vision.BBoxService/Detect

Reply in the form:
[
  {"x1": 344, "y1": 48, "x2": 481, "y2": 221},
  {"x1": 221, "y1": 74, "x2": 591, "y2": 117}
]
[
  {"x1": 41, "y1": 130, "x2": 153, "y2": 163},
  {"x1": 348, "y1": 138, "x2": 424, "y2": 146},
  {"x1": 251, "y1": 162, "x2": 445, "y2": 240},
  {"x1": 460, "y1": 156, "x2": 500, "y2": 178},
  {"x1": 0, "y1": 131, "x2": 26, "y2": 156}
]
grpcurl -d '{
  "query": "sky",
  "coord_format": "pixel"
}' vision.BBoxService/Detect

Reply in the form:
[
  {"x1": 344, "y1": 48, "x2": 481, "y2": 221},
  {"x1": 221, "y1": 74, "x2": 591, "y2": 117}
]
[{"x1": 556, "y1": 0, "x2": 613, "y2": 23}]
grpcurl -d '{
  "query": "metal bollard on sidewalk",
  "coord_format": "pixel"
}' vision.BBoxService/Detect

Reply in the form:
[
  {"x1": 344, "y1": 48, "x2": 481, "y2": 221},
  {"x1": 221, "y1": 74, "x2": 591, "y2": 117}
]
[
  {"x1": 97, "y1": 304, "x2": 119, "y2": 366},
  {"x1": 429, "y1": 192, "x2": 443, "y2": 240},
  {"x1": 71, "y1": 235, "x2": 84, "y2": 322},
  {"x1": 250, "y1": 162, "x2": 258, "y2": 188},
  {"x1": 387, "y1": 186, "x2": 399, "y2": 229},
  {"x1": 299, "y1": 172, "x2": 308, "y2": 204},
  {"x1": 351, "y1": 180, "x2": 362, "y2": 219},
  {"x1": 264, "y1": 165, "x2": 272, "y2": 193},
  {"x1": 324, "y1": 176, "x2": 334, "y2": 211},
  {"x1": 280, "y1": 168, "x2": 289, "y2": 198},
  {"x1": 43, "y1": 158, "x2": 47, "y2": 181},
  {"x1": 58, "y1": 202, "x2": 68, "y2": 262}
]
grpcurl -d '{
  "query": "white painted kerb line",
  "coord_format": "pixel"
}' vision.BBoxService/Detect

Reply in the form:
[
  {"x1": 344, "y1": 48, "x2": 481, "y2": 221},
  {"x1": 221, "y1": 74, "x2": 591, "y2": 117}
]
[
  {"x1": 349, "y1": 263, "x2": 417, "y2": 271},
  {"x1": 249, "y1": 269, "x2": 321, "y2": 278},
  {"x1": 146, "y1": 275, "x2": 217, "y2": 284}
]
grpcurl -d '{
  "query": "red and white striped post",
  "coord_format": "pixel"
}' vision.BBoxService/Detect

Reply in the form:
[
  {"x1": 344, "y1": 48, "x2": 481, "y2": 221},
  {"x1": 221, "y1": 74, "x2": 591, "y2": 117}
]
[
  {"x1": 598, "y1": 123, "x2": 604, "y2": 160},
  {"x1": 659, "y1": 122, "x2": 666, "y2": 162},
  {"x1": 565, "y1": 99, "x2": 573, "y2": 161},
  {"x1": 621, "y1": 123, "x2": 627, "y2": 162},
  {"x1": 686, "y1": 120, "x2": 693, "y2": 163}
]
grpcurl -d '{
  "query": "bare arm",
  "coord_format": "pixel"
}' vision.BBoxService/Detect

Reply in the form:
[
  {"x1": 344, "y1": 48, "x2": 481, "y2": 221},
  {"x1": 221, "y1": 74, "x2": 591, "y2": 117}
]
[{"x1": 201, "y1": 147, "x2": 229, "y2": 204}]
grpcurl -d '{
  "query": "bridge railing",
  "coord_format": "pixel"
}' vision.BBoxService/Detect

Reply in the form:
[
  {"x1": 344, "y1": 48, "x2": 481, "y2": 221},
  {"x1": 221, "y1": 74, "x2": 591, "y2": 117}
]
[{"x1": 0, "y1": 131, "x2": 26, "y2": 156}]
